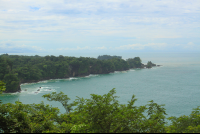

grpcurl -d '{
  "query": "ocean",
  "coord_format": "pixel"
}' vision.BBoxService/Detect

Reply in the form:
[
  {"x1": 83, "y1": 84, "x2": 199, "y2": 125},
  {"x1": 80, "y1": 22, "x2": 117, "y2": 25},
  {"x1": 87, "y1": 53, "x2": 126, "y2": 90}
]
[{"x1": 0, "y1": 52, "x2": 200, "y2": 118}]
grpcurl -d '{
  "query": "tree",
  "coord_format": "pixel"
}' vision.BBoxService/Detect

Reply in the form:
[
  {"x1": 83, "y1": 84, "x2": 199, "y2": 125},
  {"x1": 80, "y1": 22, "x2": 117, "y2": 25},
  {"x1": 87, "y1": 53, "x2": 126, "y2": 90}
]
[
  {"x1": 0, "y1": 81, "x2": 6, "y2": 104},
  {"x1": 146, "y1": 61, "x2": 152, "y2": 68},
  {"x1": 166, "y1": 106, "x2": 200, "y2": 133},
  {"x1": 42, "y1": 92, "x2": 75, "y2": 114},
  {"x1": 126, "y1": 57, "x2": 142, "y2": 68},
  {"x1": 1, "y1": 87, "x2": 200, "y2": 133},
  {"x1": 0, "y1": 81, "x2": 6, "y2": 94},
  {"x1": 1, "y1": 54, "x2": 150, "y2": 93},
  {"x1": 3, "y1": 73, "x2": 19, "y2": 92},
  {"x1": 0, "y1": 101, "x2": 62, "y2": 133},
  {"x1": 42, "y1": 88, "x2": 167, "y2": 133},
  {"x1": 70, "y1": 88, "x2": 167, "y2": 133},
  {"x1": 133, "y1": 57, "x2": 142, "y2": 68}
]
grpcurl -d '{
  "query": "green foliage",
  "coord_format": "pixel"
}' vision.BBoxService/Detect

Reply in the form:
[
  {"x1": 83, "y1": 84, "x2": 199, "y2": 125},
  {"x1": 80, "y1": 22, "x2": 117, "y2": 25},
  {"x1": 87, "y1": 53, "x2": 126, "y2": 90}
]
[
  {"x1": 71, "y1": 88, "x2": 143, "y2": 133},
  {"x1": 42, "y1": 92, "x2": 75, "y2": 114},
  {"x1": 0, "y1": 56, "x2": 19, "y2": 92},
  {"x1": 0, "y1": 58, "x2": 9, "y2": 80},
  {"x1": 146, "y1": 61, "x2": 152, "y2": 68},
  {"x1": 3, "y1": 73, "x2": 19, "y2": 92},
  {"x1": 144, "y1": 100, "x2": 167, "y2": 133},
  {"x1": 42, "y1": 89, "x2": 168, "y2": 133},
  {"x1": 0, "y1": 101, "x2": 61, "y2": 133},
  {"x1": 97, "y1": 55, "x2": 122, "y2": 60},
  {"x1": 127, "y1": 57, "x2": 142, "y2": 68},
  {"x1": 146, "y1": 61, "x2": 156, "y2": 69},
  {"x1": 0, "y1": 81, "x2": 6, "y2": 94},
  {"x1": 166, "y1": 106, "x2": 200, "y2": 133},
  {"x1": 111, "y1": 58, "x2": 129, "y2": 71},
  {"x1": 0, "y1": 54, "x2": 154, "y2": 94},
  {"x1": 0, "y1": 81, "x2": 6, "y2": 104},
  {"x1": 1, "y1": 88, "x2": 200, "y2": 133}
]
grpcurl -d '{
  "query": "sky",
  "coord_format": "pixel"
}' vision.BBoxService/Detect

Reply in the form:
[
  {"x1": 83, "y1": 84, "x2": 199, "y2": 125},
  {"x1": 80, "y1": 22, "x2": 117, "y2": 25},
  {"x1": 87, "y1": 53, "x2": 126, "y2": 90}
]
[{"x1": 0, "y1": 0, "x2": 200, "y2": 56}]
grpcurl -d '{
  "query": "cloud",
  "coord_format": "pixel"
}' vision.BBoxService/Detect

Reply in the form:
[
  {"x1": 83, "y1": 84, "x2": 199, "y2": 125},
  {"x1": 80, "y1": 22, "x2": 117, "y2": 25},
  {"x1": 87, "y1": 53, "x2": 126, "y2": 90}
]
[
  {"x1": 0, "y1": 0, "x2": 199, "y2": 53},
  {"x1": 116, "y1": 43, "x2": 167, "y2": 50},
  {"x1": 57, "y1": 46, "x2": 91, "y2": 51},
  {"x1": 1, "y1": 0, "x2": 199, "y2": 32},
  {"x1": 116, "y1": 44, "x2": 144, "y2": 50},
  {"x1": 183, "y1": 42, "x2": 198, "y2": 49},
  {"x1": 0, "y1": 42, "x2": 44, "y2": 53},
  {"x1": 57, "y1": 46, "x2": 108, "y2": 51},
  {"x1": 95, "y1": 46, "x2": 107, "y2": 50}
]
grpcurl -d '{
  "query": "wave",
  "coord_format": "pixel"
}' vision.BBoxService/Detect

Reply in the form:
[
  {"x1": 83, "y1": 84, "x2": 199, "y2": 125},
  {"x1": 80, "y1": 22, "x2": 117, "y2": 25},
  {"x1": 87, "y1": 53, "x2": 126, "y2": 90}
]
[
  {"x1": 69, "y1": 77, "x2": 78, "y2": 80},
  {"x1": 2, "y1": 92, "x2": 21, "y2": 95},
  {"x1": 84, "y1": 74, "x2": 99, "y2": 78},
  {"x1": 114, "y1": 71, "x2": 120, "y2": 73},
  {"x1": 23, "y1": 88, "x2": 57, "y2": 95},
  {"x1": 21, "y1": 70, "x2": 133, "y2": 86},
  {"x1": 20, "y1": 82, "x2": 37, "y2": 86},
  {"x1": 150, "y1": 66, "x2": 163, "y2": 69},
  {"x1": 114, "y1": 71, "x2": 128, "y2": 73},
  {"x1": 37, "y1": 80, "x2": 48, "y2": 84},
  {"x1": 45, "y1": 88, "x2": 56, "y2": 91},
  {"x1": 128, "y1": 69, "x2": 136, "y2": 71}
]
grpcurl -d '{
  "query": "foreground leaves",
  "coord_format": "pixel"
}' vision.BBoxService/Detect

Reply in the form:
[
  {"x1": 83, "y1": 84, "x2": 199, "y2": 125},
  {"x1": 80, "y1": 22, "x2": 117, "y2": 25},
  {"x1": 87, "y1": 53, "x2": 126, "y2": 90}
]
[{"x1": 0, "y1": 88, "x2": 200, "y2": 133}]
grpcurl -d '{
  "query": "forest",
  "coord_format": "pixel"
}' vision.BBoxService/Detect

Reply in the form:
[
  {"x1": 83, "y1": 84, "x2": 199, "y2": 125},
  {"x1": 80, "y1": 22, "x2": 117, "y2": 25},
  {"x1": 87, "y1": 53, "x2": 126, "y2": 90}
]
[
  {"x1": 0, "y1": 54, "x2": 155, "y2": 93},
  {"x1": 97, "y1": 55, "x2": 122, "y2": 60},
  {"x1": 0, "y1": 83, "x2": 200, "y2": 133}
]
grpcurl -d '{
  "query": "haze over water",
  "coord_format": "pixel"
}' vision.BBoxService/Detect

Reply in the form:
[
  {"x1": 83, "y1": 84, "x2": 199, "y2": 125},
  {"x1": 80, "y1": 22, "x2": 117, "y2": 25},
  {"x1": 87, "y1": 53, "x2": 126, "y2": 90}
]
[{"x1": 1, "y1": 52, "x2": 200, "y2": 118}]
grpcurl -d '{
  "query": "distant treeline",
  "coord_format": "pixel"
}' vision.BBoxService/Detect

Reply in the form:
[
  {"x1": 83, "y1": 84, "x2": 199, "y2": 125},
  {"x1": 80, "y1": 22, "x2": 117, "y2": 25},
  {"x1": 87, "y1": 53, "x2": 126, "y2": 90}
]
[
  {"x1": 97, "y1": 55, "x2": 122, "y2": 60},
  {"x1": 0, "y1": 54, "x2": 156, "y2": 93}
]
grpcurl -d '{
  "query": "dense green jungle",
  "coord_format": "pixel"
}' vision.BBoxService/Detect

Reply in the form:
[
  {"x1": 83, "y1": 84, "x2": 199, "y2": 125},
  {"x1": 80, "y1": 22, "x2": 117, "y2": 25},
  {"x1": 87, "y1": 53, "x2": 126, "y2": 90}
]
[{"x1": 0, "y1": 54, "x2": 155, "y2": 93}]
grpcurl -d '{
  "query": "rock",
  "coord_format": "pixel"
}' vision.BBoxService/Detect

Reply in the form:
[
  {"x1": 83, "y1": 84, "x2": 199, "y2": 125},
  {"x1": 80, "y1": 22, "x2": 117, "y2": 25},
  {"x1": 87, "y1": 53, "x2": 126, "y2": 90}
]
[
  {"x1": 73, "y1": 72, "x2": 76, "y2": 77},
  {"x1": 152, "y1": 63, "x2": 156, "y2": 66},
  {"x1": 17, "y1": 84, "x2": 21, "y2": 92}
]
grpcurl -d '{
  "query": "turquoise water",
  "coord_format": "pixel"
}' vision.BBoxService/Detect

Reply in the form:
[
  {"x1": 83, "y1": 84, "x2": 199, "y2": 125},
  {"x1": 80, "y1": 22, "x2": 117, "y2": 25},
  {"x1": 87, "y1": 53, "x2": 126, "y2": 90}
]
[{"x1": 1, "y1": 52, "x2": 200, "y2": 118}]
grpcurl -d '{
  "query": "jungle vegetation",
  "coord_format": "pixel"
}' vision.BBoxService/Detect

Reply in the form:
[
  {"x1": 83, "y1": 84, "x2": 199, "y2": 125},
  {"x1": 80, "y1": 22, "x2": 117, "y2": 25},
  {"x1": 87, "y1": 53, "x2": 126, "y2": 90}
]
[
  {"x1": 97, "y1": 55, "x2": 122, "y2": 60},
  {"x1": 0, "y1": 85, "x2": 200, "y2": 133},
  {"x1": 0, "y1": 54, "x2": 152, "y2": 93}
]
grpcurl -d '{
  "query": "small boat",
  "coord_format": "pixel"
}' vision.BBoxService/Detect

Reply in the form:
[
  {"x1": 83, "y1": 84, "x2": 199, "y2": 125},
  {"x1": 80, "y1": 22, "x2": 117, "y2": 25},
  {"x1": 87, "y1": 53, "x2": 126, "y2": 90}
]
[
  {"x1": 35, "y1": 92, "x2": 38, "y2": 94},
  {"x1": 24, "y1": 89, "x2": 27, "y2": 91},
  {"x1": 37, "y1": 89, "x2": 40, "y2": 91},
  {"x1": 48, "y1": 89, "x2": 52, "y2": 90}
]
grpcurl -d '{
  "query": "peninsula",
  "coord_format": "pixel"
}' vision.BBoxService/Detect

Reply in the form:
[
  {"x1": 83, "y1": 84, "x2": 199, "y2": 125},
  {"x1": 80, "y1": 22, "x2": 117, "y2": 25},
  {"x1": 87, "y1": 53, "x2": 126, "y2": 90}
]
[{"x1": 0, "y1": 54, "x2": 160, "y2": 93}]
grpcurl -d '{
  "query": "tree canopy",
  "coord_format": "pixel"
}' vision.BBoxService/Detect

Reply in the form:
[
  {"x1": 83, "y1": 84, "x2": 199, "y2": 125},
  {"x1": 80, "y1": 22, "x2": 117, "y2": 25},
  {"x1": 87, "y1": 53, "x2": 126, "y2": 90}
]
[
  {"x1": 1, "y1": 88, "x2": 200, "y2": 133},
  {"x1": 0, "y1": 54, "x2": 146, "y2": 93},
  {"x1": 97, "y1": 55, "x2": 122, "y2": 60}
]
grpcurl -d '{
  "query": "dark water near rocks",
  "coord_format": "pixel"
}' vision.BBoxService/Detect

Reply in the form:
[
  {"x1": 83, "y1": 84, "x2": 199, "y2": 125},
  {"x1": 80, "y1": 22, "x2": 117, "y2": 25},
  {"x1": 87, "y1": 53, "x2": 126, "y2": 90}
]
[{"x1": 1, "y1": 52, "x2": 200, "y2": 118}]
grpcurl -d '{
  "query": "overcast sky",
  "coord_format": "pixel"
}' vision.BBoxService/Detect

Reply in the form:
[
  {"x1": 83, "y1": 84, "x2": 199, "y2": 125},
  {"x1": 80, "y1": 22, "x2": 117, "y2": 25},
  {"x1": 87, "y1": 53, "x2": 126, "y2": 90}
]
[{"x1": 0, "y1": 0, "x2": 200, "y2": 55}]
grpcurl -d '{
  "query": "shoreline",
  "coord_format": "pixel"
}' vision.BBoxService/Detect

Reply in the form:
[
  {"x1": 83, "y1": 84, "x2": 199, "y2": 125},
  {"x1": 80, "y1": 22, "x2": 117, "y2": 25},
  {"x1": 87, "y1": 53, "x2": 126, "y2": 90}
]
[{"x1": 3, "y1": 65, "x2": 161, "y2": 94}]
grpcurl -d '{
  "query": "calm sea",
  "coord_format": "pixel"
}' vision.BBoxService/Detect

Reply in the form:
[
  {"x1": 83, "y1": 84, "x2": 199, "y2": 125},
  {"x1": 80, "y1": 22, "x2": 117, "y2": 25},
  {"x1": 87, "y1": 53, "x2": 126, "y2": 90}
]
[{"x1": 1, "y1": 52, "x2": 200, "y2": 118}]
